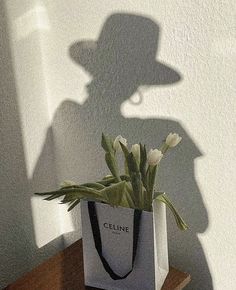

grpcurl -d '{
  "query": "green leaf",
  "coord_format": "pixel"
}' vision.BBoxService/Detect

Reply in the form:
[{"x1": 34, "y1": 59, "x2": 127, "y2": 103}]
[
  {"x1": 35, "y1": 190, "x2": 67, "y2": 202},
  {"x1": 124, "y1": 160, "x2": 129, "y2": 175},
  {"x1": 120, "y1": 175, "x2": 131, "y2": 182},
  {"x1": 127, "y1": 152, "x2": 139, "y2": 173},
  {"x1": 120, "y1": 143, "x2": 139, "y2": 174},
  {"x1": 36, "y1": 186, "x2": 107, "y2": 208},
  {"x1": 120, "y1": 143, "x2": 130, "y2": 175},
  {"x1": 129, "y1": 171, "x2": 142, "y2": 208},
  {"x1": 61, "y1": 181, "x2": 92, "y2": 191},
  {"x1": 142, "y1": 188, "x2": 152, "y2": 211},
  {"x1": 97, "y1": 175, "x2": 130, "y2": 186},
  {"x1": 147, "y1": 165, "x2": 157, "y2": 195},
  {"x1": 120, "y1": 142, "x2": 143, "y2": 208},
  {"x1": 81, "y1": 183, "x2": 105, "y2": 190},
  {"x1": 139, "y1": 143, "x2": 147, "y2": 172},
  {"x1": 125, "y1": 181, "x2": 136, "y2": 206},
  {"x1": 160, "y1": 142, "x2": 169, "y2": 154},
  {"x1": 128, "y1": 153, "x2": 142, "y2": 208},
  {"x1": 123, "y1": 184, "x2": 135, "y2": 208},
  {"x1": 97, "y1": 177, "x2": 116, "y2": 186},
  {"x1": 119, "y1": 142, "x2": 131, "y2": 176},
  {"x1": 101, "y1": 181, "x2": 128, "y2": 207},
  {"x1": 101, "y1": 134, "x2": 121, "y2": 182},
  {"x1": 101, "y1": 133, "x2": 114, "y2": 153},
  {"x1": 67, "y1": 199, "x2": 80, "y2": 211},
  {"x1": 102, "y1": 175, "x2": 113, "y2": 180},
  {"x1": 44, "y1": 192, "x2": 67, "y2": 201},
  {"x1": 139, "y1": 143, "x2": 147, "y2": 188},
  {"x1": 105, "y1": 153, "x2": 121, "y2": 182},
  {"x1": 65, "y1": 186, "x2": 106, "y2": 200},
  {"x1": 120, "y1": 142, "x2": 130, "y2": 158},
  {"x1": 61, "y1": 192, "x2": 81, "y2": 203},
  {"x1": 153, "y1": 192, "x2": 188, "y2": 231}
]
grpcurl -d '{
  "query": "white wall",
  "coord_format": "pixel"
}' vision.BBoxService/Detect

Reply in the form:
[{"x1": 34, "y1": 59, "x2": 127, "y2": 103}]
[
  {"x1": 1, "y1": 0, "x2": 236, "y2": 289},
  {"x1": 42, "y1": 1, "x2": 236, "y2": 290},
  {"x1": 0, "y1": 1, "x2": 64, "y2": 287}
]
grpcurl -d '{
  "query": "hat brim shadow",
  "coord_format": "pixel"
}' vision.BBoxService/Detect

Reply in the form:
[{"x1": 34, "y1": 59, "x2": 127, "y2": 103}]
[{"x1": 69, "y1": 41, "x2": 181, "y2": 86}]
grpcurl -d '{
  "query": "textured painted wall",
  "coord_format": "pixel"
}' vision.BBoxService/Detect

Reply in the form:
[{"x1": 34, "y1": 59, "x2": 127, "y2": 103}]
[
  {"x1": 0, "y1": 0, "x2": 236, "y2": 289},
  {"x1": 0, "y1": 1, "x2": 64, "y2": 287},
  {"x1": 41, "y1": 1, "x2": 236, "y2": 290}
]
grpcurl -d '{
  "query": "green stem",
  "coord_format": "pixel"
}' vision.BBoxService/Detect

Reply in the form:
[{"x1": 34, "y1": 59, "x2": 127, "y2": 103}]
[
  {"x1": 160, "y1": 143, "x2": 169, "y2": 154},
  {"x1": 154, "y1": 192, "x2": 188, "y2": 230}
]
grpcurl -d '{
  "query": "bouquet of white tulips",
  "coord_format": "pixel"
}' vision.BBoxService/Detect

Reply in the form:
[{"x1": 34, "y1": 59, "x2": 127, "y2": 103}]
[{"x1": 35, "y1": 133, "x2": 187, "y2": 230}]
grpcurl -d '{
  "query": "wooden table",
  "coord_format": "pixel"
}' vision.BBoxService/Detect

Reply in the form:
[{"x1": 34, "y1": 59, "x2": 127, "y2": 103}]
[{"x1": 4, "y1": 240, "x2": 190, "y2": 290}]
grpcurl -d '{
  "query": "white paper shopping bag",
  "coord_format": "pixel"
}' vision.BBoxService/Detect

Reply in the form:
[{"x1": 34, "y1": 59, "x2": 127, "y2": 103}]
[{"x1": 81, "y1": 199, "x2": 168, "y2": 290}]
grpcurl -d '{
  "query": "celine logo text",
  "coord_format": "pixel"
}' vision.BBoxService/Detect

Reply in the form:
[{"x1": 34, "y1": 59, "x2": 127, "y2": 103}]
[{"x1": 103, "y1": 223, "x2": 129, "y2": 233}]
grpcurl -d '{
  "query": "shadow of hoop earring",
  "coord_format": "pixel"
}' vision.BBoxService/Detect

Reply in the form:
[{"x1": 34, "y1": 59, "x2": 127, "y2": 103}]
[{"x1": 129, "y1": 89, "x2": 144, "y2": 105}]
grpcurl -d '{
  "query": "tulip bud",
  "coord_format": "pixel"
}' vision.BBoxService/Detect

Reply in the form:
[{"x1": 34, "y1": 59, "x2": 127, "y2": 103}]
[
  {"x1": 147, "y1": 149, "x2": 163, "y2": 166},
  {"x1": 60, "y1": 180, "x2": 77, "y2": 188},
  {"x1": 131, "y1": 144, "x2": 140, "y2": 164},
  {"x1": 113, "y1": 135, "x2": 128, "y2": 152},
  {"x1": 165, "y1": 133, "x2": 182, "y2": 148}
]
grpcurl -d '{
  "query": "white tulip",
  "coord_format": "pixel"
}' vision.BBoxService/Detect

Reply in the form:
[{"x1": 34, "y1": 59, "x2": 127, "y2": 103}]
[
  {"x1": 131, "y1": 144, "x2": 140, "y2": 164},
  {"x1": 165, "y1": 133, "x2": 182, "y2": 147},
  {"x1": 147, "y1": 149, "x2": 163, "y2": 166},
  {"x1": 113, "y1": 135, "x2": 128, "y2": 151},
  {"x1": 60, "y1": 180, "x2": 77, "y2": 188}
]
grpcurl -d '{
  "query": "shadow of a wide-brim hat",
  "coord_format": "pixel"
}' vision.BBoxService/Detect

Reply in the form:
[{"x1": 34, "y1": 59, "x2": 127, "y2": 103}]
[{"x1": 69, "y1": 13, "x2": 181, "y2": 85}]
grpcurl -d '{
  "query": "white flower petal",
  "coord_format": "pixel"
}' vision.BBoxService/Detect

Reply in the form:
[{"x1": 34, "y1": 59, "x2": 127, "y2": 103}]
[
  {"x1": 166, "y1": 133, "x2": 182, "y2": 147},
  {"x1": 131, "y1": 144, "x2": 140, "y2": 164},
  {"x1": 147, "y1": 149, "x2": 163, "y2": 166},
  {"x1": 113, "y1": 135, "x2": 128, "y2": 151}
]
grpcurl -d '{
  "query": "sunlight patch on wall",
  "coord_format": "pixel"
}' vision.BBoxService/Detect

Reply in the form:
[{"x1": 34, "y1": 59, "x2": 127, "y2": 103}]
[
  {"x1": 7, "y1": 2, "x2": 52, "y2": 180},
  {"x1": 31, "y1": 196, "x2": 61, "y2": 248},
  {"x1": 211, "y1": 38, "x2": 236, "y2": 57},
  {"x1": 31, "y1": 196, "x2": 74, "y2": 248},
  {"x1": 13, "y1": 4, "x2": 50, "y2": 41}
]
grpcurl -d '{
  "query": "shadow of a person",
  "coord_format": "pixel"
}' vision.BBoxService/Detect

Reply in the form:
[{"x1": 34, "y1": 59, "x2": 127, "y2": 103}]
[{"x1": 34, "y1": 13, "x2": 213, "y2": 289}]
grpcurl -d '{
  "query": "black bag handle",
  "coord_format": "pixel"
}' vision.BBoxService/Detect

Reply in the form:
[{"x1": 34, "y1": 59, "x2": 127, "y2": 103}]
[{"x1": 88, "y1": 201, "x2": 142, "y2": 280}]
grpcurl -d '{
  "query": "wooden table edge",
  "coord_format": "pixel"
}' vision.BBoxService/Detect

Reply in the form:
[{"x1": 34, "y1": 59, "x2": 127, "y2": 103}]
[{"x1": 4, "y1": 239, "x2": 191, "y2": 290}]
